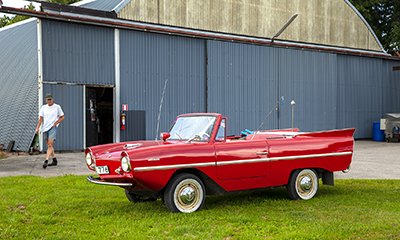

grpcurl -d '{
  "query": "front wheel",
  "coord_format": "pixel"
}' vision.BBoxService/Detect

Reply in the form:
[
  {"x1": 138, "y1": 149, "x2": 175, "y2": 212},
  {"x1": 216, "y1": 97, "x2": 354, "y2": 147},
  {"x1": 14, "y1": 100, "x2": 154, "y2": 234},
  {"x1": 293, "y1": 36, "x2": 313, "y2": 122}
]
[
  {"x1": 287, "y1": 169, "x2": 319, "y2": 200},
  {"x1": 163, "y1": 173, "x2": 205, "y2": 213}
]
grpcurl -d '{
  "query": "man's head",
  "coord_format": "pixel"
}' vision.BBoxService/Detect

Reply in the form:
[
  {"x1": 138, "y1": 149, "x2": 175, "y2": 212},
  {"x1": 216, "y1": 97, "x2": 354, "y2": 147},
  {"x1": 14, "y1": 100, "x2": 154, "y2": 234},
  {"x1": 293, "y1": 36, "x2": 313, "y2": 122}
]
[
  {"x1": 45, "y1": 93, "x2": 53, "y2": 100},
  {"x1": 45, "y1": 93, "x2": 54, "y2": 106}
]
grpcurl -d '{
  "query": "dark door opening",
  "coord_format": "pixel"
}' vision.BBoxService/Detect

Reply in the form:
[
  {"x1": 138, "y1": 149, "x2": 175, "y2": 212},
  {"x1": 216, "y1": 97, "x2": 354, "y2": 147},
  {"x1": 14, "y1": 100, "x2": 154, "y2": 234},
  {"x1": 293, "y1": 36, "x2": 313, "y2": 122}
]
[{"x1": 86, "y1": 87, "x2": 114, "y2": 147}]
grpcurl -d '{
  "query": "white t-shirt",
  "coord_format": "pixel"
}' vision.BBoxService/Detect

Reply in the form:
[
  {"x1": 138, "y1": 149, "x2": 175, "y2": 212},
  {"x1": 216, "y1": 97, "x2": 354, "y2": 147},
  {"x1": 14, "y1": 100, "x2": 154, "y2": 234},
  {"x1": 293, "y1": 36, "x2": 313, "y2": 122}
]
[{"x1": 39, "y1": 103, "x2": 64, "y2": 132}]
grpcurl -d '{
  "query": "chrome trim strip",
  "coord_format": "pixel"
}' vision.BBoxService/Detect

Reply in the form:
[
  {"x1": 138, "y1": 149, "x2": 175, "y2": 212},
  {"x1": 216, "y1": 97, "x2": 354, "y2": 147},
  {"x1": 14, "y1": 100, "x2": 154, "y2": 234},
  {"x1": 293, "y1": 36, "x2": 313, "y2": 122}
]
[
  {"x1": 86, "y1": 176, "x2": 133, "y2": 187},
  {"x1": 268, "y1": 152, "x2": 353, "y2": 162},
  {"x1": 134, "y1": 162, "x2": 215, "y2": 172},
  {"x1": 133, "y1": 152, "x2": 353, "y2": 172},
  {"x1": 217, "y1": 158, "x2": 270, "y2": 166}
]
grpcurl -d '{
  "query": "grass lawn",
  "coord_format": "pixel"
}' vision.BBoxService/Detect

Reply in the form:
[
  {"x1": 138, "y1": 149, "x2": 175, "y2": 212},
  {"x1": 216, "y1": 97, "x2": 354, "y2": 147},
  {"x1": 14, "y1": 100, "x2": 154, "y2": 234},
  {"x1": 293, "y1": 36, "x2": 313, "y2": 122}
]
[{"x1": 1, "y1": 175, "x2": 399, "y2": 239}]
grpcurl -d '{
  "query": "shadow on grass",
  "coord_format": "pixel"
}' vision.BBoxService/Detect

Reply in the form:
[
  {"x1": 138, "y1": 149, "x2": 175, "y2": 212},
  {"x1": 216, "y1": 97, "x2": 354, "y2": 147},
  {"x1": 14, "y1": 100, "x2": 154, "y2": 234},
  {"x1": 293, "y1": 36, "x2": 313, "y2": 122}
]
[{"x1": 86, "y1": 179, "x2": 376, "y2": 214}]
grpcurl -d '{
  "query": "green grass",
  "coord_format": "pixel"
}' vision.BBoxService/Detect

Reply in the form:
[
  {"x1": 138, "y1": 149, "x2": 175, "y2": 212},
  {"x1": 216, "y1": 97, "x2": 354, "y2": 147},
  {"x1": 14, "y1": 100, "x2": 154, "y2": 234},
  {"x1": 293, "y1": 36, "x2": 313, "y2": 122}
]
[{"x1": 1, "y1": 175, "x2": 399, "y2": 239}]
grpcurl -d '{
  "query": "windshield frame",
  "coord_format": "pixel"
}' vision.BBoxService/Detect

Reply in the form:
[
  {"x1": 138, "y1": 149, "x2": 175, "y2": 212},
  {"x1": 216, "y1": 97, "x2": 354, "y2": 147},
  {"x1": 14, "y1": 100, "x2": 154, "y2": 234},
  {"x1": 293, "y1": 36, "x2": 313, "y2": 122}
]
[{"x1": 168, "y1": 115, "x2": 218, "y2": 142}]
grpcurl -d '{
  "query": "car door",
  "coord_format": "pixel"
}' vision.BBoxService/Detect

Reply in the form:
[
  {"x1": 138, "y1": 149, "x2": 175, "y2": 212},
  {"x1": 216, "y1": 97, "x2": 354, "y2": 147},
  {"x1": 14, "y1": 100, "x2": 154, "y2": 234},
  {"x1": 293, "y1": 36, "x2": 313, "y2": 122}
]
[{"x1": 214, "y1": 139, "x2": 270, "y2": 180}]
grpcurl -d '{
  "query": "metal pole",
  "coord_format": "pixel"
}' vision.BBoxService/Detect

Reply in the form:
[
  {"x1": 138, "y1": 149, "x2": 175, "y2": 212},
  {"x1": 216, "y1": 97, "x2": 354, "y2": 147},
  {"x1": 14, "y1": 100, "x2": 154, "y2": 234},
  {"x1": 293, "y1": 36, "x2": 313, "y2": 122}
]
[{"x1": 291, "y1": 100, "x2": 295, "y2": 131}]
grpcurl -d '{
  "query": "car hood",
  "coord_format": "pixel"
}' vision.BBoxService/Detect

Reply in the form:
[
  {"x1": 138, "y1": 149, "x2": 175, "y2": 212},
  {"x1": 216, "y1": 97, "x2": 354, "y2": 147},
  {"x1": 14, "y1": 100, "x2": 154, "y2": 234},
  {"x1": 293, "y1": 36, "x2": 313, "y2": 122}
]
[{"x1": 90, "y1": 140, "x2": 166, "y2": 159}]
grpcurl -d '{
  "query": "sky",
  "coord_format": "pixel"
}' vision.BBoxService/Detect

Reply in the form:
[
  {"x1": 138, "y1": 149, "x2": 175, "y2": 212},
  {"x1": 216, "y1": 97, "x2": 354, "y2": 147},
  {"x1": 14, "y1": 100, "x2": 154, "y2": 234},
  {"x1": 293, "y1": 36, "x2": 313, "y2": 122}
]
[{"x1": 1, "y1": 0, "x2": 40, "y2": 18}]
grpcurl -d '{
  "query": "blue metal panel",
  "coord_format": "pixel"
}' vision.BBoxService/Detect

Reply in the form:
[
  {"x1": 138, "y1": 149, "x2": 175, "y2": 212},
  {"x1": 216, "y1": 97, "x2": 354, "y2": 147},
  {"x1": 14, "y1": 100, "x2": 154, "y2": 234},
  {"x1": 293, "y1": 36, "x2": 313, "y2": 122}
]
[
  {"x1": 207, "y1": 41, "x2": 279, "y2": 136},
  {"x1": 42, "y1": 19, "x2": 115, "y2": 86},
  {"x1": 337, "y1": 55, "x2": 383, "y2": 138},
  {"x1": 278, "y1": 48, "x2": 338, "y2": 132},
  {"x1": 0, "y1": 19, "x2": 38, "y2": 152},
  {"x1": 382, "y1": 60, "x2": 400, "y2": 115},
  {"x1": 43, "y1": 84, "x2": 84, "y2": 151},
  {"x1": 119, "y1": 30, "x2": 207, "y2": 141}
]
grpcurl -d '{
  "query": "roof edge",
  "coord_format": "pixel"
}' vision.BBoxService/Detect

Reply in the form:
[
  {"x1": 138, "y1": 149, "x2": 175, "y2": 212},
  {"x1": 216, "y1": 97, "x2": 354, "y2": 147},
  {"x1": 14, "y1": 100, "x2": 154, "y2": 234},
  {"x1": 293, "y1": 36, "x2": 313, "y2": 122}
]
[
  {"x1": 71, "y1": 0, "x2": 97, "y2": 7},
  {"x1": 112, "y1": 0, "x2": 131, "y2": 13},
  {"x1": 0, "y1": 17, "x2": 36, "y2": 33},
  {"x1": 344, "y1": 0, "x2": 386, "y2": 53},
  {"x1": 37, "y1": 0, "x2": 117, "y2": 18}
]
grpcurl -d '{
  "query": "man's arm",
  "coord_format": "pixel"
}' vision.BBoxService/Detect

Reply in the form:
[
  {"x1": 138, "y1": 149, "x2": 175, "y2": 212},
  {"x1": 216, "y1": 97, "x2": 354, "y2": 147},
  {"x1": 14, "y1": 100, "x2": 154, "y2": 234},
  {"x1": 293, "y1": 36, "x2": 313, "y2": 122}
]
[
  {"x1": 53, "y1": 115, "x2": 65, "y2": 127},
  {"x1": 36, "y1": 116, "x2": 43, "y2": 134}
]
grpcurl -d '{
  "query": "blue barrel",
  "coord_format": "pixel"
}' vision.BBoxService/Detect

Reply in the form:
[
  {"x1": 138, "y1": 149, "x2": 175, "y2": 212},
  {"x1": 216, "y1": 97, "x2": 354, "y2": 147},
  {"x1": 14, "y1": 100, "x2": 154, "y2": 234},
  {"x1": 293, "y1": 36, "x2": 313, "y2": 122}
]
[{"x1": 373, "y1": 122, "x2": 385, "y2": 141}]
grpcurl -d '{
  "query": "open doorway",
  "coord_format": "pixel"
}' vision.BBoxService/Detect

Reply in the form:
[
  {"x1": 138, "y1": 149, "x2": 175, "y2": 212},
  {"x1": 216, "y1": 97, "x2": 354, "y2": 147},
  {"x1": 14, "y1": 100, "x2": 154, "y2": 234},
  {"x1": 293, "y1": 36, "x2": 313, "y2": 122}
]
[{"x1": 86, "y1": 86, "x2": 114, "y2": 147}]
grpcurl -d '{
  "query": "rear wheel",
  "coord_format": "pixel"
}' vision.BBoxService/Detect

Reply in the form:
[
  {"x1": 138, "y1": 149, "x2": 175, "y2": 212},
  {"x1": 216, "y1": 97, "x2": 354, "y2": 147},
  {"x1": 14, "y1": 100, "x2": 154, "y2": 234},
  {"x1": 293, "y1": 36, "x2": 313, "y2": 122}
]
[
  {"x1": 287, "y1": 169, "x2": 319, "y2": 200},
  {"x1": 125, "y1": 189, "x2": 156, "y2": 203},
  {"x1": 163, "y1": 173, "x2": 205, "y2": 213}
]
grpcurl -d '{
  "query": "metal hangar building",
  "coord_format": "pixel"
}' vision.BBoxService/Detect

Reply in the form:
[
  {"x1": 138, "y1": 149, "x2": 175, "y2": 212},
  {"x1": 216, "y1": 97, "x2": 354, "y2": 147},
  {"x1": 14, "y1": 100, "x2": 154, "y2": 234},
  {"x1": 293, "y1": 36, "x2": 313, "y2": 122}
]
[{"x1": 0, "y1": 0, "x2": 399, "y2": 152}]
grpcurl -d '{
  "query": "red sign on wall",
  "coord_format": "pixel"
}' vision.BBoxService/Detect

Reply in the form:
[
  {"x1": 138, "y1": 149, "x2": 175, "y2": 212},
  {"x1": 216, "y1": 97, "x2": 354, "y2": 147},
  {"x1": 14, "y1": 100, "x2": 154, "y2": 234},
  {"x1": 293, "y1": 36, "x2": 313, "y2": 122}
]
[{"x1": 122, "y1": 104, "x2": 128, "y2": 111}]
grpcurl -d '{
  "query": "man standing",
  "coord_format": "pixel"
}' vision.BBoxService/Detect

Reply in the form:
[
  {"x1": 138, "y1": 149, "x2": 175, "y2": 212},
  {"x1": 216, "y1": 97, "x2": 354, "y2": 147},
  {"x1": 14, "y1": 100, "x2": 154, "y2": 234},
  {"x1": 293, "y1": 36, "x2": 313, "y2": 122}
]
[{"x1": 35, "y1": 93, "x2": 65, "y2": 169}]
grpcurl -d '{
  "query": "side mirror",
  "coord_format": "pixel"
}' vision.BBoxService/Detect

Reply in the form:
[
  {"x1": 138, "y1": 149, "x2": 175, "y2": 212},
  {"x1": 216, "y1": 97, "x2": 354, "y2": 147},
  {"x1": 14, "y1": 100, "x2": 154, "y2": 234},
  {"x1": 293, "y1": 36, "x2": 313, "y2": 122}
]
[{"x1": 160, "y1": 132, "x2": 171, "y2": 141}]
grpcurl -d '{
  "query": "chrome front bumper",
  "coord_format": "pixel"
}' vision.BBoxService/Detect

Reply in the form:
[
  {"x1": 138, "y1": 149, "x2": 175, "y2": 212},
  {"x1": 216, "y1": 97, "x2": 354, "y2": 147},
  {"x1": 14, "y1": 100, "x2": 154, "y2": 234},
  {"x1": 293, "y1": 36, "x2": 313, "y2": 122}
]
[{"x1": 86, "y1": 176, "x2": 133, "y2": 187}]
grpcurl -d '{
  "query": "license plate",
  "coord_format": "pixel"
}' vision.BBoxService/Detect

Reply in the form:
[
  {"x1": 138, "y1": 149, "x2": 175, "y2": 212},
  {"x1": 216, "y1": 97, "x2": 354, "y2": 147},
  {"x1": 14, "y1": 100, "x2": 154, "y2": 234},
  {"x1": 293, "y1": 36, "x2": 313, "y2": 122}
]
[{"x1": 95, "y1": 166, "x2": 109, "y2": 175}]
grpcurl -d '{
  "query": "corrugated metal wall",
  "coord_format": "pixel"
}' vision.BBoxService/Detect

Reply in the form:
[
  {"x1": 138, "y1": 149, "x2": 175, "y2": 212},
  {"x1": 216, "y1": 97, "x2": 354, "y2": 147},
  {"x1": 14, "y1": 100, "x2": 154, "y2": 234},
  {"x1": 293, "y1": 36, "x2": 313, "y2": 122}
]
[
  {"x1": 119, "y1": 30, "x2": 207, "y2": 141},
  {"x1": 207, "y1": 40, "x2": 400, "y2": 139},
  {"x1": 0, "y1": 19, "x2": 38, "y2": 152},
  {"x1": 42, "y1": 19, "x2": 115, "y2": 86},
  {"x1": 208, "y1": 40, "x2": 279, "y2": 136},
  {"x1": 37, "y1": 19, "x2": 400, "y2": 148},
  {"x1": 42, "y1": 84, "x2": 84, "y2": 151},
  {"x1": 382, "y1": 61, "x2": 400, "y2": 115},
  {"x1": 278, "y1": 48, "x2": 338, "y2": 132},
  {"x1": 337, "y1": 55, "x2": 384, "y2": 138}
]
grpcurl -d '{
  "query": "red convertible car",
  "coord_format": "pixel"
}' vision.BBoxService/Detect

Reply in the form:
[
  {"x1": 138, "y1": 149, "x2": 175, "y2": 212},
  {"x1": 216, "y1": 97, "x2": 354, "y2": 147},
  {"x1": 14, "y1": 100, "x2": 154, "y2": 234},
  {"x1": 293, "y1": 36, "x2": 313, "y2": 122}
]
[{"x1": 86, "y1": 113, "x2": 355, "y2": 213}]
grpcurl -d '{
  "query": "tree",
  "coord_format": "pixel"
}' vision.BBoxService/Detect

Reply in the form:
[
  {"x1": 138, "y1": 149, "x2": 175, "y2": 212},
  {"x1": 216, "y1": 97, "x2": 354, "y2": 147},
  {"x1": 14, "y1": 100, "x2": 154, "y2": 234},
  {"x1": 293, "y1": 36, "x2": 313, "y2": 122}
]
[
  {"x1": 0, "y1": 0, "x2": 81, "y2": 28},
  {"x1": 0, "y1": 4, "x2": 35, "y2": 28},
  {"x1": 349, "y1": 0, "x2": 400, "y2": 55}
]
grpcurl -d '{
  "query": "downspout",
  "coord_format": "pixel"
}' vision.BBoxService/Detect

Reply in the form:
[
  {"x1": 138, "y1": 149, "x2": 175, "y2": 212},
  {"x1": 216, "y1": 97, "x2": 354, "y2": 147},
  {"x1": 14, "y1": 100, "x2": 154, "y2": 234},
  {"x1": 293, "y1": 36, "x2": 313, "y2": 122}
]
[
  {"x1": 37, "y1": 18, "x2": 43, "y2": 152},
  {"x1": 114, "y1": 28, "x2": 121, "y2": 143},
  {"x1": 83, "y1": 85, "x2": 86, "y2": 148}
]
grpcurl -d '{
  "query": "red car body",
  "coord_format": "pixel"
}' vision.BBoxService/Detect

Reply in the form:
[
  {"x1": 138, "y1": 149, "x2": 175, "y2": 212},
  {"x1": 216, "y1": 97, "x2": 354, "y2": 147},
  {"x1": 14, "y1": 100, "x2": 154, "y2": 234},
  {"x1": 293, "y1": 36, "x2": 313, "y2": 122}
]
[{"x1": 86, "y1": 113, "x2": 355, "y2": 213}]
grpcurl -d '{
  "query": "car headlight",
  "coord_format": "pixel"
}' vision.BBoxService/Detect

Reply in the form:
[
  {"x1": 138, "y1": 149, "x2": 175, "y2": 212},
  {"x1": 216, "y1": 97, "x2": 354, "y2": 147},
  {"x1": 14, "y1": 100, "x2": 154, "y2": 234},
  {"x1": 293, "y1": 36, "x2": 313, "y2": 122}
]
[
  {"x1": 86, "y1": 152, "x2": 95, "y2": 170},
  {"x1": 121, "y1": 156, "x2": 131, "y2": 172}
]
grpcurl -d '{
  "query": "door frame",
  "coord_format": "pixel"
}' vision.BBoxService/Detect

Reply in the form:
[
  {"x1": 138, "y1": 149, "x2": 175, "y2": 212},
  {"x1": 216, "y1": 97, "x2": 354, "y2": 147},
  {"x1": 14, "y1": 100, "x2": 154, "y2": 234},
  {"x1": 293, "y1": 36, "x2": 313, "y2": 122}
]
[{"x1": 83, "y1": 85, "x2": 117, "y2": 148}]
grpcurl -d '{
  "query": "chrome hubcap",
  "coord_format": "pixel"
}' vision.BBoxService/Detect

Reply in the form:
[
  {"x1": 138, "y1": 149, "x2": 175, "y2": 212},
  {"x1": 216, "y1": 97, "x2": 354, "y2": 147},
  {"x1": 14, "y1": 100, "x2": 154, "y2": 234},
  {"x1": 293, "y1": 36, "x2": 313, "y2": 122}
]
[
  {"x1": 179, "y1": 186, "x2": 196, "y2": 205},
  {"x1": 300, "y1": 176, "x2": 312, "y2": 192}
]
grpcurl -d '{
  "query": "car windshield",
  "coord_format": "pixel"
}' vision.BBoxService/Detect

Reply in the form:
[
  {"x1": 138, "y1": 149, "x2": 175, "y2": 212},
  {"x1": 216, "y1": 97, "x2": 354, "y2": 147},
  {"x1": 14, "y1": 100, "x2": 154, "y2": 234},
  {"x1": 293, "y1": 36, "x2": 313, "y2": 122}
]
[{"x1": 168, "y1": 115, "x2": 217, "y2": 141}]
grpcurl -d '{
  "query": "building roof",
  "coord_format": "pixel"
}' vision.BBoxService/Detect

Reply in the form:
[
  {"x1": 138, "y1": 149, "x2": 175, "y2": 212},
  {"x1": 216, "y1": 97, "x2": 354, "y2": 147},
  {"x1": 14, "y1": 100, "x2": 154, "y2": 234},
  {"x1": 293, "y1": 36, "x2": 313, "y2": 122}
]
[{"x1": 73, "y1": 0, "x2": 130, "y2": 13}]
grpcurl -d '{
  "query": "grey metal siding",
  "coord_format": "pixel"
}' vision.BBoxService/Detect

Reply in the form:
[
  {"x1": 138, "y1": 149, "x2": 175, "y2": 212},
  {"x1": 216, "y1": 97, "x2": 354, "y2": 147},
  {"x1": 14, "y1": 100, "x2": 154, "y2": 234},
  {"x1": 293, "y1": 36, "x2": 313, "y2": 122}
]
[
  {"x1": 43, "y1": 84, "x2": 84, "y2": 151},
  {"x1": 382, "y1": 60, "x2": 400, "y2": 115},
  {"x1": 207, "y1": 40, "x2": 400, "y2": 139},
  {"x1": 42, "y1": 19, "x2": 115, "y2": 86},
  {"x1": 207, "y1": 40, "x2": 279, "y2": 136},
  {"x1": 0, "y1": 19, "x2": 38, "y2": 152},
  {"x1": 337, "y1": 55, "x2": 383, "y2": 138},
  {"x1": 120, "y1": 110, "x2": 146, "y2": 141},
  {"x1": 119, "y1": 30, "x2": 207, "y2": 141},
  {"x1": 278, "y1": 48, "x2": 338, "y2": 132}
]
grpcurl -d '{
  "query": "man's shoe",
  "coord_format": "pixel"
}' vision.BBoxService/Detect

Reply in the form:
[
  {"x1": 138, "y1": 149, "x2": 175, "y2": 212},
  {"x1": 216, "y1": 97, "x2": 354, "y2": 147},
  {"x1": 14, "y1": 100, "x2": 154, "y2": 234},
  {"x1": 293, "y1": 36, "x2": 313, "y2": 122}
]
[
  {"x1": 43, "y1": 160, "x2": 48, "y2": 169},
  {"x1": 48, "y1": 158, "x2": 58, "y2": 166}
]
